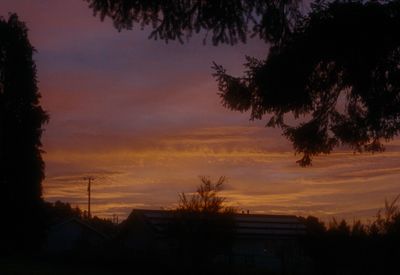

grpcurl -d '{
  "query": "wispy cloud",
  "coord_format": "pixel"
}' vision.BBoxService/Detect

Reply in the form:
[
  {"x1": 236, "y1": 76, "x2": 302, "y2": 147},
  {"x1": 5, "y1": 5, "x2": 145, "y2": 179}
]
[{"x1": 43, "y1": 125, "x2": 400, "y2": 220}]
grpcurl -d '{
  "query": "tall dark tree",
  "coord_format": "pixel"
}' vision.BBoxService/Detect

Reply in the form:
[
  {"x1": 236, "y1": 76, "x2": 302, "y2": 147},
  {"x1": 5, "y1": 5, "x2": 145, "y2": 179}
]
[
  {"x1": 0, "y1": 14, "x2": 49, "y2": 252},
  {"x1": 85, "y1": 0, "x2": 400, "y2": 166}
]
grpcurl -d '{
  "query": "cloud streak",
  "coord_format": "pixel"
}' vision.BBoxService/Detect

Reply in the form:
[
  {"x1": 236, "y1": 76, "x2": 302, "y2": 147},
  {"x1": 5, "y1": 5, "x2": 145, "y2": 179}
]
[{"x1": 43, "y1": 125, "x2": 400, "y2": 220}]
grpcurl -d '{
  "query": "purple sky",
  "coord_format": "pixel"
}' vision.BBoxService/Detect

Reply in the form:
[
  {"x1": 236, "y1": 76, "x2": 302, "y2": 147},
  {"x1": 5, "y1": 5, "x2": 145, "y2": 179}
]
[{"x1": 2, "y1": 0, "x2": 400, "y2": 221}]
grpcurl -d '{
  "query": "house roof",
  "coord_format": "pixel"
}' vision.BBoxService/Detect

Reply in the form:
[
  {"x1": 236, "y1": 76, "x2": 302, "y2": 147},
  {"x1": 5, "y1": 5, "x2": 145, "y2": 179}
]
[
  {"x1": 234, "y1": 213, "x2": 306, "y2": 237},
  {"x1": 49, "y1": 217, "x2": 110, "y2": 240},
  {"x1": 125, "y1": 209, "x2": 306, "y2": 238}
]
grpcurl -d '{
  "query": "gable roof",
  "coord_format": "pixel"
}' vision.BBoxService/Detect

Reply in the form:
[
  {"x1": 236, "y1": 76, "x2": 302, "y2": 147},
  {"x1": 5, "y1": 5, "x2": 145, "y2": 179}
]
[{"x1": 124, "y1": 209, "x2": 306, "y2": 238}]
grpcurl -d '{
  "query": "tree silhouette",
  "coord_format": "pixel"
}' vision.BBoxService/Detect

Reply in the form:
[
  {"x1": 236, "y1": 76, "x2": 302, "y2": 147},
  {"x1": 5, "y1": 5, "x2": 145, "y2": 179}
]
[
  {"x1": 214, "y1": 0, "x2": 400, "y2": 165},
  {"x1": 0, "y1": 14, "x2": 49, "y2": 253},
  {"x1": 170, "y1": 176, "x2": 235, "y2": 273},
  {"x1": 84, "y1": 0, "x2": 301, "y2": 45},
  {"x1": 299, "y1": 198, "x2": 400, "y2": 275},
  {"x1": 86, "y1": 0, "x2": 400, "y2": 165},
  {"x1": 177, "y1": 176, "x2": 233, "y2": 213}
]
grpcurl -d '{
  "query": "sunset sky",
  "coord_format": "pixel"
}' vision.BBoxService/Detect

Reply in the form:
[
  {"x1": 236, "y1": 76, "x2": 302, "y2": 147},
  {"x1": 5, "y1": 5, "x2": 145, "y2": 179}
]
[{"x1": 2, "y1": 0, "x2": 400, "y2": 221}]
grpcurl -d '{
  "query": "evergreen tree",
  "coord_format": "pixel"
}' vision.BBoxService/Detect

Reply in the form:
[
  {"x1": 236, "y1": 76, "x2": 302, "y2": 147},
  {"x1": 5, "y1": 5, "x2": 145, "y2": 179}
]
[{"x1": 0, "y1": 14, "x2": 49, "y2": 253}]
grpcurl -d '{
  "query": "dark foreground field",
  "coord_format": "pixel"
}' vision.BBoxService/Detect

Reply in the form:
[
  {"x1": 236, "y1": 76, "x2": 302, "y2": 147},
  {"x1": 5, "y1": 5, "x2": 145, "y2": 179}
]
[
  {"x1": 0, "y1": 258, "x2": 131, "y2": 275},
  {"x1": 0, "y1": 257, "x2": 280, "y2": 275}
]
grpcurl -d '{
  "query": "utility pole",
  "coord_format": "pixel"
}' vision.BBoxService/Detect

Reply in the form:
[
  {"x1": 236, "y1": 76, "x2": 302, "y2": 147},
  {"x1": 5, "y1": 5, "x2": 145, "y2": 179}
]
[
  {"x1": 112, "y1": 214, "x2": 119, "y2": 224},
  {"x1": 84, "y1": 176, "x2": 95, "y2": 218}
]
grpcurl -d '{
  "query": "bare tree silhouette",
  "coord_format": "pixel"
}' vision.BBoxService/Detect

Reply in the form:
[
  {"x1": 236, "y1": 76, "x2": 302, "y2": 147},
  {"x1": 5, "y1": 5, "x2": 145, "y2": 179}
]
[{"x1": 171, "y1": 176, "x2": 235, "y2": 273}]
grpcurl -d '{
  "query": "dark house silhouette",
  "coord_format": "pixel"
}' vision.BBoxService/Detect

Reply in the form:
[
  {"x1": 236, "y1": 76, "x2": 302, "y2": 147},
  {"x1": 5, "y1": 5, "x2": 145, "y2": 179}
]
[
  {"x1": 118, "y1": 209, "x2": 306, "y2": 271},
  {"x1": 45, "y1": 217, "x2": 109, "y2": 254}
]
